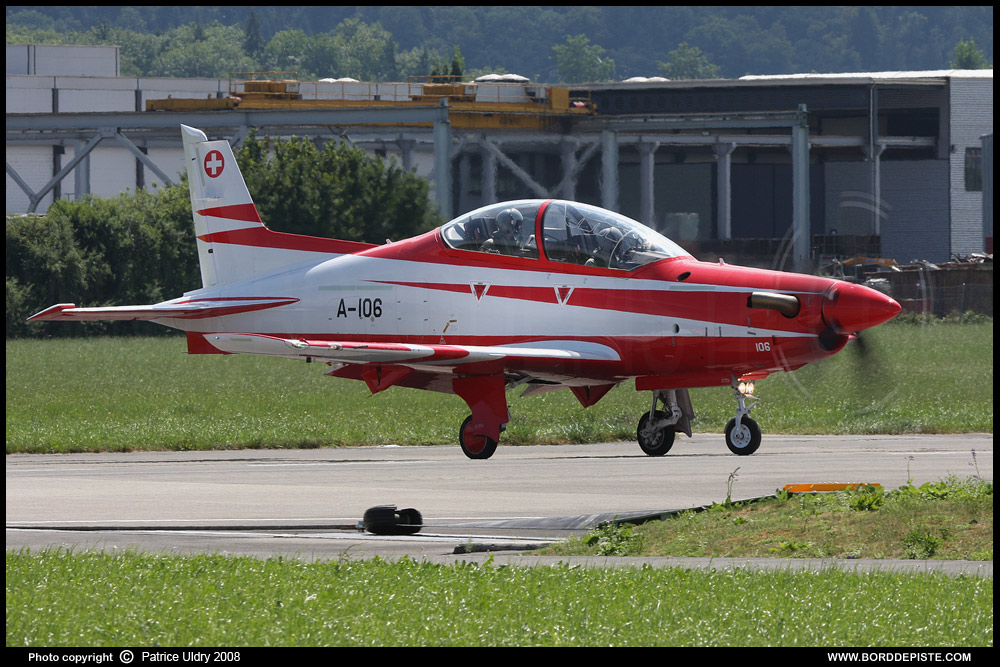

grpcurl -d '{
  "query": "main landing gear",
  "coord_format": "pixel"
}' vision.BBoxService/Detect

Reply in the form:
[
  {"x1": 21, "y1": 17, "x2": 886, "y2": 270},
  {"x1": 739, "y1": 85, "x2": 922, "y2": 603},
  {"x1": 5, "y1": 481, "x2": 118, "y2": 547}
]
[
  {"x1": 459, "y1": 415, "x2": 500, "y2": 459},
  {"x1": 453, "y1": 375, "x2": 509, "y2": 460},
  {"x1": 636, "y1": 382, "x2": 762, "y2": 456},
  {"x1": 636, "y1": 389, "x2": 693, "y2": 456}
]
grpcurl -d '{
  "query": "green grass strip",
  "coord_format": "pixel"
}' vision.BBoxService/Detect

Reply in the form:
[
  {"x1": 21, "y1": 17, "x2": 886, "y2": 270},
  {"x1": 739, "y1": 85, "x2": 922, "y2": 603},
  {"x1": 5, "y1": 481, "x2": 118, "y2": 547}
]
[
  {"x1": 6, "y1": 322, "x2": 993, "y2": 453},
  {"x1": 543, "y1": 476, "x2": 993, "y2": 561},
  {"x1": 5, "y1": 550, "x2": 993, "y2": 647}
]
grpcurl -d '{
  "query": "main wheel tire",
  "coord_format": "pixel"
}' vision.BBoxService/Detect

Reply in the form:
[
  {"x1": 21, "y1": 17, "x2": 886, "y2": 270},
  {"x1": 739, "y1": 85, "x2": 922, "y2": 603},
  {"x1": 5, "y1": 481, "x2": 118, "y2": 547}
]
[
  {"x1": 725, "y1": 416, "x2": 761, "y2": 455},
  {"x1": 459, "y1": 416, "x2": 498, "y2": 459},
  {"x1": 637, "y1": 410, "x2": 676, "y2": 456}
]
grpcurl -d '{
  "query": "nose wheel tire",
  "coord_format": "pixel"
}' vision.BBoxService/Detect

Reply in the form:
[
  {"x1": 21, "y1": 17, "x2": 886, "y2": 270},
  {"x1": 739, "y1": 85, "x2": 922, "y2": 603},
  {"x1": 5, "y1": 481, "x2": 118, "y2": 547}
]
[
  {"x1": 725, "y1": 417, "x2": 761, "y2": 455},
  {"x1": 459, "y1": 416, "x2": 498, "y2": 459},
  {"x1": 637, "y1": 410, "x2": 676, "y2": 456}
]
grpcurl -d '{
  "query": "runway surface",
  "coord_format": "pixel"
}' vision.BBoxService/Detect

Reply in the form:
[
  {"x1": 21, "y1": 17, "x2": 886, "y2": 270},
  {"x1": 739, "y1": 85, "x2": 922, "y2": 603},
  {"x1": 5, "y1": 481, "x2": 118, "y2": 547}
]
[{"x1": 6, "y1": 433, "x2": 993, "y2": 575}]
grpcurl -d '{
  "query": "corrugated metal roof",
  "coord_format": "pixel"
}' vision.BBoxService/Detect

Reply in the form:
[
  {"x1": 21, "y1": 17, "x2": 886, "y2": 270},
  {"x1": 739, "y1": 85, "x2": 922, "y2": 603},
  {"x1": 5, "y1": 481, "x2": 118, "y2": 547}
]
[
  {"x1": 588, "y1": 70, "x2": 991, "y2": 92},
  {"x1": 740, "y1": 69, "x2": 992, "y2": 81}
]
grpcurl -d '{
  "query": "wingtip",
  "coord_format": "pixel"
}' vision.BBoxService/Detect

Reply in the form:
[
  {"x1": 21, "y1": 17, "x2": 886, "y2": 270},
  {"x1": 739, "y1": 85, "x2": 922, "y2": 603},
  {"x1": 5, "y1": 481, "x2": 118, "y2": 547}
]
[{"x1": 26, "y1": 303, "x2": 76, "y2": 322}]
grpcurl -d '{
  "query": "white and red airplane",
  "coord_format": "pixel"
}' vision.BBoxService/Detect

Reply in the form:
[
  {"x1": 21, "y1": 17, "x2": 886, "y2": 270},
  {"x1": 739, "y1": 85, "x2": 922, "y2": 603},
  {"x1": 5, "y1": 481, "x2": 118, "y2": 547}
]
[{"x1": 30, "y1": 125, "x2": 901, "y2": 459}]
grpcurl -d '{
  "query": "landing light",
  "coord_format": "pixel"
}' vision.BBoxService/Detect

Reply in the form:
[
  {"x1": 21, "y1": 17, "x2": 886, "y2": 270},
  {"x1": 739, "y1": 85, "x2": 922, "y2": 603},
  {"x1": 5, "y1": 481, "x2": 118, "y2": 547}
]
[{"x1": 738, "y1": 381, "x2": 755, "y2": 395}]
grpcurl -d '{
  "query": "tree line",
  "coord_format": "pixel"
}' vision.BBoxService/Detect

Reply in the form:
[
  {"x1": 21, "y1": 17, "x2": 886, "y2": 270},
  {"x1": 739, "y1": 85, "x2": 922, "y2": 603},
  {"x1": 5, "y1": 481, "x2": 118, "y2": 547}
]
[{"x1": 6, "y1": 6, "x2": 993, "y2": 83}]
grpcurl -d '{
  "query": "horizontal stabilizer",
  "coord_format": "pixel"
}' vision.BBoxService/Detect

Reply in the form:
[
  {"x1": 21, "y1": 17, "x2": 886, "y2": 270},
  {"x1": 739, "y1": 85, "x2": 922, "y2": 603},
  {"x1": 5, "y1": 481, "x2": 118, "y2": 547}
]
[{"x1": 27, "y1": 298, "x2": 298, "y2": 322}]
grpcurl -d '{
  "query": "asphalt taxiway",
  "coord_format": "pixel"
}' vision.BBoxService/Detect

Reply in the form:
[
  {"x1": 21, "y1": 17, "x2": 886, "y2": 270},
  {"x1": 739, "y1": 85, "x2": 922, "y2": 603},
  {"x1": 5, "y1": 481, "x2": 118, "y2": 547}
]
[{"x1": 6, "y1": 434, "x2": 993, "y2": 575}]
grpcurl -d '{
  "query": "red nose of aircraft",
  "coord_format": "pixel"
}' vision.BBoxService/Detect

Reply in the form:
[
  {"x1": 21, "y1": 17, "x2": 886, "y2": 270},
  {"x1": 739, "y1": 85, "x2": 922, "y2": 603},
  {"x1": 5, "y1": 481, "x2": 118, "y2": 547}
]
[{"x1": 821, "y1": 281, "x2": 902, "y2": 334}]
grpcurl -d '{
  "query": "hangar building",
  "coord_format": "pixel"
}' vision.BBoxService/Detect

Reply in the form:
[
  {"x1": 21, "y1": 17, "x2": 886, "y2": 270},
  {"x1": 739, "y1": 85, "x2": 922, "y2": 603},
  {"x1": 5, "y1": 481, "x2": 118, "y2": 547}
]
[{"x1": 6, "y1": 44, "x2": 993, "y2": 268}]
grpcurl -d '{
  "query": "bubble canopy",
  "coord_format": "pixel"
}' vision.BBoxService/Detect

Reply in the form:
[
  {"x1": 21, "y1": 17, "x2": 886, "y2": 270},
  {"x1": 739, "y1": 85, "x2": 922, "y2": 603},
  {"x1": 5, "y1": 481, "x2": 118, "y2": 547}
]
[{"x1": 441, "y1": 200, "x2": 691, "y2": 270}]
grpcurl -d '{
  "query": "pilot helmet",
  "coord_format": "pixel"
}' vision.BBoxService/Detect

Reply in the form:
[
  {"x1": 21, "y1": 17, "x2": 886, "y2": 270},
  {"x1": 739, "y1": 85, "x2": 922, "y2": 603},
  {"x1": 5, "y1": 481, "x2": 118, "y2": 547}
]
[
  {"x1": 600, "y1": 226, "x2": 623, "y2": 244},
  {"x1": 496, "y1": 208, "x2": 523, "y2": 235}
]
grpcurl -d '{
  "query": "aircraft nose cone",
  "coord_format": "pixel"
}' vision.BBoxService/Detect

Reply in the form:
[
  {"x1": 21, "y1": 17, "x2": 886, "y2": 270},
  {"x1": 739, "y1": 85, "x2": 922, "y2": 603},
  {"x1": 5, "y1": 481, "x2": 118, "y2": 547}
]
[{"x1": 822, "y1": 282, "x2": 901, "y2": 334}]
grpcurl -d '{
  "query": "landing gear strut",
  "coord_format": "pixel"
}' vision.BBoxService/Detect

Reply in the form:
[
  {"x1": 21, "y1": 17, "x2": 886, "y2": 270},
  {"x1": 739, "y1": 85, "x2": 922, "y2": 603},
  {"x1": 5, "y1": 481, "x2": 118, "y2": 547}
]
[
  {"x1": 453, "y1": 374, "x2": 508, "y2": 460},
  {"x1": 725, "y1": 380, "x2": 761, "y2": 455},
  {"x1": 636, "y1": 389, "x2": 693, "y2": 456}
]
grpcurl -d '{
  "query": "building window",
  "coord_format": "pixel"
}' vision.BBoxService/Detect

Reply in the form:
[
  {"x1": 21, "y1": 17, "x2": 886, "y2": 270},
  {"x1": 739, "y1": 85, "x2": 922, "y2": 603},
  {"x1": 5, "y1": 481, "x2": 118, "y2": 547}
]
[{"x1": 965, "y1": 147, "x2": 982, "y2": 191}]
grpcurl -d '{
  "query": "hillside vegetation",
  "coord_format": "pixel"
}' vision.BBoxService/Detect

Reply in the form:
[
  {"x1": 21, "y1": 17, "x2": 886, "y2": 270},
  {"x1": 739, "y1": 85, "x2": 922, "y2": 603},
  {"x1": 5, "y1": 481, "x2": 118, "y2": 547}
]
[{"x1": 6, "y1": 7, "x2": 993, "y2": 82}]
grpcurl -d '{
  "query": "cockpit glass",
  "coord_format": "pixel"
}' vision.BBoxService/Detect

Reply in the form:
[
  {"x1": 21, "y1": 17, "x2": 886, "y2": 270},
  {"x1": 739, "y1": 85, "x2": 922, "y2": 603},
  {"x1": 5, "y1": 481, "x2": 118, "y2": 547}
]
[
  {"x1": 541, "y1": 201, "x2": 690, "y2": 269},
  {"x1": 440, "y1": 201, "x2": 540, "y2": 259},
  {"x1": 440, "y1": 200, "x2": 689, "y2": 269}
]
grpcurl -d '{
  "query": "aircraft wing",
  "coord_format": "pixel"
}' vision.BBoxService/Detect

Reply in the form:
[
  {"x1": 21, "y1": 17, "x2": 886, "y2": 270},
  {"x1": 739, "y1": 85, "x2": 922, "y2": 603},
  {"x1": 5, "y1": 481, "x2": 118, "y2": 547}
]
[
  {"x1": 26, "y1": 298, "x2": 299, "y2": 322},
  {"x1": 201, "y1": 332, "x2": 621, "y2": 365}
]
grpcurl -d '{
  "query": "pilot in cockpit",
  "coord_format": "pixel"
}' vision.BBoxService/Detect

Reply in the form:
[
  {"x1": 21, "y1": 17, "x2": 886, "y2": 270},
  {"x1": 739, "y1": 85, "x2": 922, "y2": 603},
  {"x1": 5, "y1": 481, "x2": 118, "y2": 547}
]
[
  {"x1": 588, "y1": 225, "x2": 622, "y2": 267},
  {"x1": 481, "y1": 208, "x2": 524, "y2": 255}
]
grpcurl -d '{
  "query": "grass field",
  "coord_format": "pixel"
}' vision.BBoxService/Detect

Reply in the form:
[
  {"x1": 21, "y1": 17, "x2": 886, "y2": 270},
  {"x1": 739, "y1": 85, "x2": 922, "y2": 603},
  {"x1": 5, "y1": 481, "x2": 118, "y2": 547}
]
[
  {"x1": 5, "y1": 549, "x2": 993, "y2": 647},
  {"x1": 5, "y1": 321, "x2": 992, "y2": 453},
  {"x1": 6, "y1": 323, "x2": 993, "y2": 647},
  {"x1": 542, "y1": 475, "x2": 993, "y2": 560}
]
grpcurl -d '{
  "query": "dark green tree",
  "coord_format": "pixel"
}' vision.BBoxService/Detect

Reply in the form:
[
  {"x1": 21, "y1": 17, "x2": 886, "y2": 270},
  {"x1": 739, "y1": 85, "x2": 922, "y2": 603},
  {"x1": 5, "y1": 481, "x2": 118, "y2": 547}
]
[
  {"x1": 151, "y1": 22, "x2": 255, "y2": 77},
  {"x1": 552, "y1": 34, "x2": 616, "y2": 83},
  {"x1": 243, "y1": 9, "x2": 265, "y2": 60},
  {"x1": 262, "y1": 29, "x2": 321, "y2": 77},
  {"x1": 333, "y1": 19, "x2": 399, "y2": 80},
  {"x1": 450, "y1": 45, "x2": 465, "y2": 79},
  {"x1": 236, "y1": 132, "x2": 441, "y2": 244},
  {"x1": 657, "y1": 42, "x2": 721, "y2": 79},
  {"x1": 951, "y1": 38, "x2": 990, "y2": 69}
]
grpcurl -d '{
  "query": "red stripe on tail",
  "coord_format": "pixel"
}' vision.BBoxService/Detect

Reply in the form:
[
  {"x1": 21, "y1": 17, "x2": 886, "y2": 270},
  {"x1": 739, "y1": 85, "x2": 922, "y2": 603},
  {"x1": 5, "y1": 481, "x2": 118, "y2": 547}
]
[{"x1": 197, "y1": 203, "x2": 263, "y2": 223}]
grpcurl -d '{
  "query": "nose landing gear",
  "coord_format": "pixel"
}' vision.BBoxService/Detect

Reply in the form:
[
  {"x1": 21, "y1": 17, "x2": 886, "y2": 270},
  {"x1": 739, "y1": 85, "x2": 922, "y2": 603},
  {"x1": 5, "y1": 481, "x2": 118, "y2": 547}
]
[
  {"x1": 635, "y1": 382, "x2": 762, "y2": 457},
  {"x1": 725, "y1": 380, "x2": 761, "y2": 455}
]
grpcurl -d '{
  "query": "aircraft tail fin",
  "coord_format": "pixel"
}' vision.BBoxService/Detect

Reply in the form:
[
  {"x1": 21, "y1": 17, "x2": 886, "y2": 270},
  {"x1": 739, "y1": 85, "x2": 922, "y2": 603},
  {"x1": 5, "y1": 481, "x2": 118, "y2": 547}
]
[
  {"x1": 181, "y1": 125, "x2": 372, "y2": 288},
  {"x1": 182, "y1": 125, "x2": 266, "y2": 287}
]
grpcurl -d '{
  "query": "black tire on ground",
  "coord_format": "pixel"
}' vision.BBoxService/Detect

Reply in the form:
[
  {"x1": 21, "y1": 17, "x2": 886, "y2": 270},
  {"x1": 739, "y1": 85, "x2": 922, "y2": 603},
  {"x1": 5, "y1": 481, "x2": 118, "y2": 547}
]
[
  {"x1": 363, "y1": 505, "x2": 399, "y2": 535},
  {"x1": 396, "y1": 507, "x2": 423, "y2": 535},
  {"x1": 363, "y1": 505, "x2": 424, "y2": 535}
]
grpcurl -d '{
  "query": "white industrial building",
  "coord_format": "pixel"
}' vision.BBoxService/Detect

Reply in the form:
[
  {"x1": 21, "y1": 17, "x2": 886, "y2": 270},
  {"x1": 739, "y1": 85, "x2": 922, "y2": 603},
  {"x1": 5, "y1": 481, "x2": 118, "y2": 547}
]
[{"x1": 6, "y1": 44, "x2": 993, "y2": 266}]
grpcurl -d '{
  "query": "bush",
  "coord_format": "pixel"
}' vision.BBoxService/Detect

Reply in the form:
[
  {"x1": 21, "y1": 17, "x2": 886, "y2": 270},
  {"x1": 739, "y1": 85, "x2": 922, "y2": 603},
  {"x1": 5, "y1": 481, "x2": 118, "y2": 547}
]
[
  {"x1": 6, "y1": 187, "x2": 199, "y2": 338},
  {"x1": 236, "y1": 132, "x2": 441, "y2": 243}
]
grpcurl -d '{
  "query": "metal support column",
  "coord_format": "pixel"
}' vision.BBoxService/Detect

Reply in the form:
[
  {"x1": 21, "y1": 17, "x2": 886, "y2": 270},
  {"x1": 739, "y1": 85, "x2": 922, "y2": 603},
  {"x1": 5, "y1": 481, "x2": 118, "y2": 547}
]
[
  {"x1": 714, "y1": 142, "x2": 736, "y2": 240},
  {"x1": 791, "y1": 104, "x2": 811, "y2": 273},
  {"x1": 863, "y1": 143, "x2": 887, "y2": 236},
  {"x1": 868, "y1": 83, "x2": 880, "y2": 236},
  {"x1": 601, "y1": 130, "x2": 618, "y2": 211},
  {"x1": 396, "y1": 137, "x2": 415, "y2": 172},
  {"x1": 638, "y1": 141, "x2": 659, "y2": 226},
  {"x1": 560, "y1": 138, "x2": 578, "y2": 201},
  {"x1": 74, "y1": 139, "x2": 90, "y2": 202},
  {"x1": 482, "y1": 142, "x2": 497, "y2": 205},
  {"x1": 458, "y1": 152, "x2": 472, "y2": 215},
  {"x1": 433, "y1": 98, "x2": 452, "y2": 220}
]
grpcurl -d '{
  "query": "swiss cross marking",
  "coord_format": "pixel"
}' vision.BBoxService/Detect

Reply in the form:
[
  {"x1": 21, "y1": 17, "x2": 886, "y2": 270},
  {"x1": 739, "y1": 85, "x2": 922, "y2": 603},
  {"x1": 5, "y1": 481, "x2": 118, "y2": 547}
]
[{"x1": 203, "y1": 150, "x2": 225, "y2": 178}]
